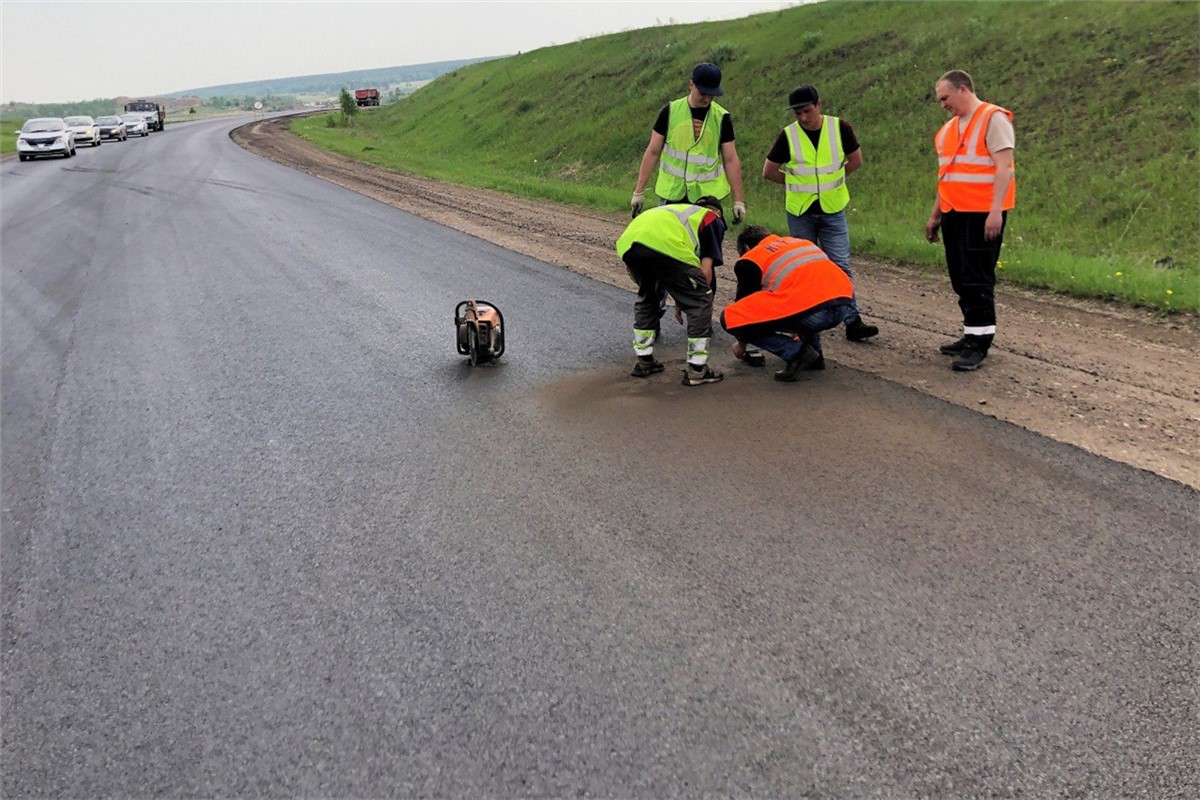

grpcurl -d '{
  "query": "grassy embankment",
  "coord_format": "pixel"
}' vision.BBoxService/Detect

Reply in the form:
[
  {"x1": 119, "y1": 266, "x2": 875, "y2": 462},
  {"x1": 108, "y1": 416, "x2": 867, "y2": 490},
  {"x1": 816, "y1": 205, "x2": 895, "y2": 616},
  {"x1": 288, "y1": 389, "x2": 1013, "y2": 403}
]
[
  {"x1": 0, "y1": 120, "x2": 26, "y2": 156},
  {"x1": 292, "y1": 0, "x2": 1198, "y2": 312}
]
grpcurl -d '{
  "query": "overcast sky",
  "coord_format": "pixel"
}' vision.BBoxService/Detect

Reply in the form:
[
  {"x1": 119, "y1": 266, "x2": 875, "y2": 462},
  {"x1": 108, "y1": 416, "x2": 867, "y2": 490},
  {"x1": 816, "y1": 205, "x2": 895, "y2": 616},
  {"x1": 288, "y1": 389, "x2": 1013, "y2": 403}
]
[{"x1": 1, "y1": 1, "x2": 801, "y2": 104}]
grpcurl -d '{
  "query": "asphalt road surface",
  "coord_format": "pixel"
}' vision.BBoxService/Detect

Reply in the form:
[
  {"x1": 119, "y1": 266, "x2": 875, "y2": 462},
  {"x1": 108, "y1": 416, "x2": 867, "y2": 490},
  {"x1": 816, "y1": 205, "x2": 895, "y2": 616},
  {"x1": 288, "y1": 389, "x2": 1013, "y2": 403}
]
[{"x1": 3, "y1": 117, "x2": 1196, "y2": 798}]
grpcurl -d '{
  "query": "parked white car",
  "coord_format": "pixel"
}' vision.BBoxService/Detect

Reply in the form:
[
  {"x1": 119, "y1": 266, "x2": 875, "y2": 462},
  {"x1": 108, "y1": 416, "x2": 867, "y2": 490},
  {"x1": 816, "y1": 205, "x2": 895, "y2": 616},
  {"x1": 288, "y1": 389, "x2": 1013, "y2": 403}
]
[
  {"x1": 64, "y1": 115, "x2": 101, "y2": 147},
  {"x1": 16, "y1": 118, "x2": 76, "y2": 161},
  {"x1": 119, "y1": 113, "x2": 149, "y2": 137}
]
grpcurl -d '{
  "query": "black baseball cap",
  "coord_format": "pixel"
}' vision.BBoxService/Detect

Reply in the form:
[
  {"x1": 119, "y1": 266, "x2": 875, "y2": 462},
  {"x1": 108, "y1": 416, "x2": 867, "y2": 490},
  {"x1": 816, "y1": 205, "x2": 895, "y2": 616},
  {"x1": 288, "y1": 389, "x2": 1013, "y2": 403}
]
[
  {"x1": 691, "y1": 63, "x2": 724, "y2": 96},
  {"x1": 788, "y1": 84, "x2": 819, "y2": 109},
  {"x1": 695, "y1": 195, "x2": 724, "y2": 217}
]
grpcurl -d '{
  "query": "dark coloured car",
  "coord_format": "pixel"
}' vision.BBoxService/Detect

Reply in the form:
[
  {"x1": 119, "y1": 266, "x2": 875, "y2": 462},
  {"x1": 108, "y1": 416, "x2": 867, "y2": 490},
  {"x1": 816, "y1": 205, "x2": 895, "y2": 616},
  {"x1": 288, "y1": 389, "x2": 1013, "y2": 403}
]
[{"x1": 96, "y1": 115, "x2": 128, "y2": 141}]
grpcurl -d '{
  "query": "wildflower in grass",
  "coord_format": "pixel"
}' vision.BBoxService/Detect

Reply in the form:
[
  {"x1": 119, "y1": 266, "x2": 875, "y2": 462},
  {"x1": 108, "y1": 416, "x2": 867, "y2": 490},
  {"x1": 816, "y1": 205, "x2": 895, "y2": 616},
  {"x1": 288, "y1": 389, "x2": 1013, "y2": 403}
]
[
  {"x1": 1115, "y1": 271, "x2": 1123, "y2": 277},
  {"x1": 997, "y1": 260, "x2": 1003, "y2": 270},
  {"x1": 1167, "y1": 290, "x2": 1174, "y2": 295}
]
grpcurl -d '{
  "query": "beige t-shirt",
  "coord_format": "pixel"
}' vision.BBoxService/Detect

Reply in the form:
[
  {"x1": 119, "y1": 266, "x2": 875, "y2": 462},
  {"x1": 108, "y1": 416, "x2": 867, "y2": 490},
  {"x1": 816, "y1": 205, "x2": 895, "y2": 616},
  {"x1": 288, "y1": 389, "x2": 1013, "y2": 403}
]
[{"x1": 959, "y1": 106, "x2": 1015, "y2": 153}]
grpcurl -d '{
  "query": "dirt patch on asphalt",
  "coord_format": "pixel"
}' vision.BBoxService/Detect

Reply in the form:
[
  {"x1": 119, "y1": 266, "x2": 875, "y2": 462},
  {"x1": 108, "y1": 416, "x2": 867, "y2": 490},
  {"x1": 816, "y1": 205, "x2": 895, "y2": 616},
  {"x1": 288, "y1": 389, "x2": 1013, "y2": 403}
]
[{"x1": 232, "y1": 117, "x2": 1199, "y2": 489}]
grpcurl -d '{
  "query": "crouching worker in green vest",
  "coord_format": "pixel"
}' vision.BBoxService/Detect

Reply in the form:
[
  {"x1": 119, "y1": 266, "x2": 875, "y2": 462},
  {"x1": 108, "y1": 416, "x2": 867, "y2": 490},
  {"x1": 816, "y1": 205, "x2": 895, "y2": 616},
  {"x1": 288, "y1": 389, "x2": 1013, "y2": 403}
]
[{"x1": 615, "y1": 197, "x2": 727, "y2": 386}]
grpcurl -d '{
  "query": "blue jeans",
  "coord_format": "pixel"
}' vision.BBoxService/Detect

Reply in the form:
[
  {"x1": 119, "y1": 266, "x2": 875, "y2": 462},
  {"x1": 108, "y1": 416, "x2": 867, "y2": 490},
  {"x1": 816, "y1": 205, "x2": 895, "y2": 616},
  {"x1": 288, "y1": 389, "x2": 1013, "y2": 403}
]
[
  {"x1": 726, "y1": 304, "x2": 856, "y2": 361},
  {"x1": 787, "y1": 210, "x2": 860, "y2": 320}
]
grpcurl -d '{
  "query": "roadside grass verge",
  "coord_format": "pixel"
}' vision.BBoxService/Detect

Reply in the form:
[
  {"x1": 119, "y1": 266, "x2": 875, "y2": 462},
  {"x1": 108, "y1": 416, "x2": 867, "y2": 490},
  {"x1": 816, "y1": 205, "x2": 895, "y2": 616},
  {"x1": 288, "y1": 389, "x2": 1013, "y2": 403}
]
[
  {"x1": 291, "y1": 0, "x2": 1199, "y2": 313},
  {"x1": 0, "y1": 119, "x2": 26, "y2": 155}
]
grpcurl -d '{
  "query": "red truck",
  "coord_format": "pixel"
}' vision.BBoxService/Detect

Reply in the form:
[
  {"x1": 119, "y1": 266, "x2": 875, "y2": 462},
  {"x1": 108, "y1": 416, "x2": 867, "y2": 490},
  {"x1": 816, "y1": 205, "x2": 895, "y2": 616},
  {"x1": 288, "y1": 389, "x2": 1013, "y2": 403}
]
[{"x1": 354, "y1": 88, "x2": 380, "y2": 107}]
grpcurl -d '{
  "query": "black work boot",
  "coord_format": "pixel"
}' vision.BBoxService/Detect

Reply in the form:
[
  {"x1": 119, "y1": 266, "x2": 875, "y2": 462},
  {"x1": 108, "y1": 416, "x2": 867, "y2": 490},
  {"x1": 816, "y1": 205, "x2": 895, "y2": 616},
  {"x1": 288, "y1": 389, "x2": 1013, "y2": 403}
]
[
  {"x1": 951, "y1": 334, "x2": 992, "y2": 371},
  {"x1": 845, "y1": 316, "x2": 879, "y2": 342},
  {"x1": 939, "y1": 336, "x2": 970, "y2": 355},
  {"x1": 952, "y1": 347, "x2": 987, "y2": 371},
  {"x1": 773, "y1": 345, "x2": 821, "y2": 382}
]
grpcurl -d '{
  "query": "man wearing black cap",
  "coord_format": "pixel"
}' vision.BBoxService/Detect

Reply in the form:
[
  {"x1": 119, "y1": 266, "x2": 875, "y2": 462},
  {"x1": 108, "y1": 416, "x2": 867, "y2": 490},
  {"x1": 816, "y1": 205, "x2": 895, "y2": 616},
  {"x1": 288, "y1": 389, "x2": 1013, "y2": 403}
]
[
  {"x1": 763, "y1": 84, "x2": 879, "y2": 348},
  {"x1": 631, "y1": 63, "x2": 746, "y2": 224},
  {"x1": 630, "y1": 62, "x2": 754, "y2": 363}
]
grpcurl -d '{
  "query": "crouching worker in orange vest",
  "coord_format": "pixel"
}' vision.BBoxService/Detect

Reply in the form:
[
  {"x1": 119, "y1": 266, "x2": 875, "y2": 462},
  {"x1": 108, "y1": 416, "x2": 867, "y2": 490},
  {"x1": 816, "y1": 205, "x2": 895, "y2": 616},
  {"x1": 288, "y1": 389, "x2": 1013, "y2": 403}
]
[
  {"x1": 720, "y1": 226, "x2": 857, "y2": 382},
  {"x1": 616, "y1": 196, "x2": 727, "y2": 386}
]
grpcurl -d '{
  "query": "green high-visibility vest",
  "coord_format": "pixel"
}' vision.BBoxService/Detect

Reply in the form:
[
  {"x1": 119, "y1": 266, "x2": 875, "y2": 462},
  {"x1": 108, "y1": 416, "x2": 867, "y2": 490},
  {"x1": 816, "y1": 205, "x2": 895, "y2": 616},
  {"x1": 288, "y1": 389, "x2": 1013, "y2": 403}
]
[
  {"x1": 784, "y1": 115, "x2": 850, "y2": 215},
  {"x1": 616, "y1": 203, "x2": 712, "y2": 267},
  {"x1": 655, "y1": 97, "x2": 731, "y2": 202}
]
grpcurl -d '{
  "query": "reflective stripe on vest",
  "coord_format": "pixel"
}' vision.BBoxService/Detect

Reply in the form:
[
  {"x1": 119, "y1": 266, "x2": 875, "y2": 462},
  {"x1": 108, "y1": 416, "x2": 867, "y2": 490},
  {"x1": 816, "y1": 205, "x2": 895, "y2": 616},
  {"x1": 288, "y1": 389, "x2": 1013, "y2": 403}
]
[
  {"x1": 783, "y1": 116, "x2": 849, "y2": 215},
  {"x1": 935, "y1": 102, "x2": 1016, "y2": 212},
  {"x1": 615, "y1": 203, "x2": 708, "y2": 267},
  {"x1": 762, "y1": 245, "x2": 827, "y2": 292},
  {"x1": 655, "y1": 97, "x2": 732, "y2": 201}
]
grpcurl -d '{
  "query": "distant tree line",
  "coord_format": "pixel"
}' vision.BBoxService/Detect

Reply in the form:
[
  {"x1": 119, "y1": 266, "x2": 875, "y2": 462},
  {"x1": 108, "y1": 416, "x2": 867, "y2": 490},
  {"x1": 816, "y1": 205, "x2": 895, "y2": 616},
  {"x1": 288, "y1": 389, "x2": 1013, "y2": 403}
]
[
  {"x1": 3, "y1": 99, "x2": 123, "y2": 119},
  {"x1": 0, "y1": 94, "x2": 300, "y2": 122},
  {"x1": 175, "y1": 56, "x2": 495, "y2": 100}
]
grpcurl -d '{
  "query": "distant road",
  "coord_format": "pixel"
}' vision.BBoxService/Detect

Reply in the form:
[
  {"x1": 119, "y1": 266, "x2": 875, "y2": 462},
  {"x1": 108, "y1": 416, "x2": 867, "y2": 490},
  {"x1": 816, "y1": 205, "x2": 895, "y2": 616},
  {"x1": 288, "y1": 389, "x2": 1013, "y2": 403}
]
[{"x1": 2, "y1": 116, "x2": 1196, "y2": 798}]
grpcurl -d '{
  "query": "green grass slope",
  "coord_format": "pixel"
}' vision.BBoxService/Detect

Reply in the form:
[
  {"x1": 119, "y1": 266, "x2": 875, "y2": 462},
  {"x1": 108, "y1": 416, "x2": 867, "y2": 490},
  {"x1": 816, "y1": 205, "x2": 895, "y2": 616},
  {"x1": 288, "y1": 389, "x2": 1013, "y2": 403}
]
[{"x1": 292, "y1": 0, "x2": 1199, "y2": 312}]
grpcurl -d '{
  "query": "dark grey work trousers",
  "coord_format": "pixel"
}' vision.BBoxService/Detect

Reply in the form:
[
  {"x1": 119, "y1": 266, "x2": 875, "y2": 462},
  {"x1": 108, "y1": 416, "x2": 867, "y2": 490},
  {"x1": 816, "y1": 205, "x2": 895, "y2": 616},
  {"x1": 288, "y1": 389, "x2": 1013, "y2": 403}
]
[{"x1": 622, "y1": 243, "x2": 713, "y2": 340}]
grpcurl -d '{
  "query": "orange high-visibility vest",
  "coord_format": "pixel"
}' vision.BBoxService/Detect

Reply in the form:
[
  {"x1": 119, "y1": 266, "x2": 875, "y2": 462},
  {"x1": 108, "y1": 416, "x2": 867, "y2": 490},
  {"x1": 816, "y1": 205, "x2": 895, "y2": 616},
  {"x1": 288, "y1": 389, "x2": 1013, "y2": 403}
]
[
  {"x1": 935, "y1": 102, "x2": 1016, "y2": 213},
  {"x1": 723, "y1": 235, "x2": 853, "y2": 329}
]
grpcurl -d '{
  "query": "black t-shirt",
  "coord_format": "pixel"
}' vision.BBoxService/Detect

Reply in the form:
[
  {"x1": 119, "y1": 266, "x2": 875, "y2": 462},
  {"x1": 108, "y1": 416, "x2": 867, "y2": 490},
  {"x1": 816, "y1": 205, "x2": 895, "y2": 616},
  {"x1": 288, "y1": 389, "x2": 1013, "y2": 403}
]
[
  {"x1": 766, "y1": 118, "x2": 859, "y2": 163},
  {"x1": 766, "y1": 118, "x2": 859, "y2": 216},
  {"x1": 733, "y1": 258, "x2": 763, "y2": 301},
  {"x1": 653, "y1": 104, "x2": 736, "y2": 144},
  {"x1": 696, "y1": 213, "x2": 726, "y2": 267}
]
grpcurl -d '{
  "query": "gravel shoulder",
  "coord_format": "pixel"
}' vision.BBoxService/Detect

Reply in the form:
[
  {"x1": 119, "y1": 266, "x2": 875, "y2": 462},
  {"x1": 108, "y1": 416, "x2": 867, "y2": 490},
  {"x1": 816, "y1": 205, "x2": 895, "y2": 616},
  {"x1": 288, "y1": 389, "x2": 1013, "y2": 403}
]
[{"x1": 232, "y1": 117, "x2": 1199, "y2": 489}]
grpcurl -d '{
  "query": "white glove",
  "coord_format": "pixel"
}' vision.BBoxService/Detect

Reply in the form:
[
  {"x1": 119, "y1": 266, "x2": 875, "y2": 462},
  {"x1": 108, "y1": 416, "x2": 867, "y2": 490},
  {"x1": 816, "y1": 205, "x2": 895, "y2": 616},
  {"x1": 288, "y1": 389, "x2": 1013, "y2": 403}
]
[
  {"x1": 631, "y1": 192, "x2": 645, "y2": 218},
  {"x1": 732, "y1": 201, "x2": 746, "y2": 225}
]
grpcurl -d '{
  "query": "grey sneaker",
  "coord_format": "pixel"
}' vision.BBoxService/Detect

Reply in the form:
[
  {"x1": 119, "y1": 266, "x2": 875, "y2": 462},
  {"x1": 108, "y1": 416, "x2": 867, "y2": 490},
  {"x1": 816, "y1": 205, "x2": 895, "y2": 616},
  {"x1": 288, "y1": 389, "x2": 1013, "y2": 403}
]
[{"x1": 681, "y1": 365, "x2": 725, "y2": 386}]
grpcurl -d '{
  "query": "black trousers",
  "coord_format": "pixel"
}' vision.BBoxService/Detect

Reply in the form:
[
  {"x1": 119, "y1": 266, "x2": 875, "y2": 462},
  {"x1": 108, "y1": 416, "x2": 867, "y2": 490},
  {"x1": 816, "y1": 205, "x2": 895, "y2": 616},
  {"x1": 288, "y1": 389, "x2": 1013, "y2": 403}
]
[{"x1": 941, "y1": 210, "x2": 1006, "y2": 349}]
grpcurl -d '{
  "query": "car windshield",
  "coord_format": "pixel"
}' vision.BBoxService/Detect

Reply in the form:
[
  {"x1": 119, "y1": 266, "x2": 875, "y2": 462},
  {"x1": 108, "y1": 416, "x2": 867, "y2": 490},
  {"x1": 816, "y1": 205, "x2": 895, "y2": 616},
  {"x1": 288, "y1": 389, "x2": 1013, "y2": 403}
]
[
  {"x1": 96, "y1": 117, "x2": 120, "y2": 124},
  {"x1": 22, "y1": 119, "x2": 63, "y2": 133},
  {"x1": 127, "y1": 103, "x2": 154, "y2": 111},
  {"x1": 120, "y1": 115, "x2": 141, "y2": 123},
  {"x1": 65, "y1": 116, "x2": 92, "y2": 126}
]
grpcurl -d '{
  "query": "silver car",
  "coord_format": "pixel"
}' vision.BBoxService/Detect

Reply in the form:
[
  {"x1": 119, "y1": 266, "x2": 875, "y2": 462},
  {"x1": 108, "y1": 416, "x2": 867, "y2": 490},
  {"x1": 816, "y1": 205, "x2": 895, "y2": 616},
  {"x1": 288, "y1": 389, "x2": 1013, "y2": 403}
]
[
  {"x1": 96, "y1": 115, "x2": 128, "y2": 141},
  {"x1": 119, "y1": 113, "x2": 149, "y2": 137},
  {"x1": 16, "y1": 117, "x2": 76, "y2": 161},
  {"x1": 64, "y1": 115, "x2": 101, "y2": 147}
]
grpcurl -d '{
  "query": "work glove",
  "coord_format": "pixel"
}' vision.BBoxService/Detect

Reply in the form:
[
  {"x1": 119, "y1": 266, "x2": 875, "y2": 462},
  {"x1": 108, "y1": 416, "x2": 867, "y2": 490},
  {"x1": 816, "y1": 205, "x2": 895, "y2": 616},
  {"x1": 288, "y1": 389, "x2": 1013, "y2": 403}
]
[
  {"x1": 732, "y1": 201, "x2": 746, "y2": 225},
  {"x1": 631, "y1": 192, "x2": 645, "y2": 218}
]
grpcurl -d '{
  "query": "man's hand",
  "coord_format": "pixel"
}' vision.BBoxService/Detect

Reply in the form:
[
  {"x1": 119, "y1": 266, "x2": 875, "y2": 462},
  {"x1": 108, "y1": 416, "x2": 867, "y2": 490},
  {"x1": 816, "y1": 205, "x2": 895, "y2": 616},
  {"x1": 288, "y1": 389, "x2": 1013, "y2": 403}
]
[
  {"x1": 732, "y1": 201, "x2": 746, "y2": 225},
  {"x1": 673, "y1": 305, "x2": 684, "y2": 326},
  {"x1": 925, "y1": 215, "x2": 941, "y2": 243},
  {"x1": 984, "y1": 210, "x2": 1003, "y2": 240},
  {"x1": 631, "y1": 192, "x2": 645, "y2": 218},
  {"x1": 732, "y1": 341, "x2": 746, "y2": 360}
]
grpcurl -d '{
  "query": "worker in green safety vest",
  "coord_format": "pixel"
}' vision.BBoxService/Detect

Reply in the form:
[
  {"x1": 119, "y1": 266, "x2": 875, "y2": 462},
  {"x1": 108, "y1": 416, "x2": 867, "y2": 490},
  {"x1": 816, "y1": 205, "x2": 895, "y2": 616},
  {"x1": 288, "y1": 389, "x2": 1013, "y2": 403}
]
[{"x1": 616, "y1": 197, "x2": 728, "y2": 386}]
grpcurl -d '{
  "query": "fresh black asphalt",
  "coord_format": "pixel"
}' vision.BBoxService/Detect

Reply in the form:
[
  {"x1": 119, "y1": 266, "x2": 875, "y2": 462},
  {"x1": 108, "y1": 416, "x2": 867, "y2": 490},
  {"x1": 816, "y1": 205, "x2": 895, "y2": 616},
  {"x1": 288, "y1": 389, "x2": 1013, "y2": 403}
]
[{"x1": 2, "y1": 116, "x2": 1196, "y2": 797}]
